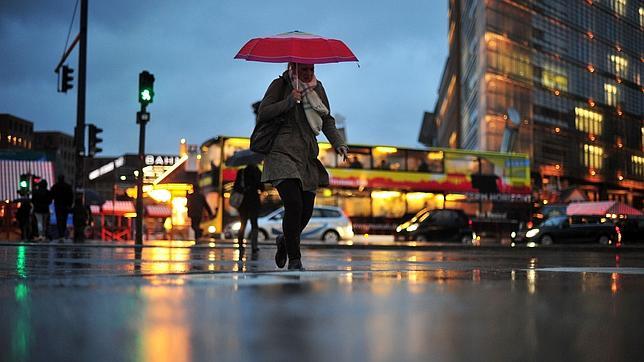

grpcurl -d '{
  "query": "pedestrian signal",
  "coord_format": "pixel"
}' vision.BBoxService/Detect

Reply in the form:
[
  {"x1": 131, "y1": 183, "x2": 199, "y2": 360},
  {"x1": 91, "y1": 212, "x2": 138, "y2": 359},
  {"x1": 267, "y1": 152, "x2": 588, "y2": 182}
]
[{"x1": 138, "y1": 71, "x2": 155, "y2": 105}]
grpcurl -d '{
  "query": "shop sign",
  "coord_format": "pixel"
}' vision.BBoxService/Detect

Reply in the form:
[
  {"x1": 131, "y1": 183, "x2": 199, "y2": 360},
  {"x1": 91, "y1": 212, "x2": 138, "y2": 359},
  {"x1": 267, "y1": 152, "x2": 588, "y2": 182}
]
[{"x1": 145, "y1": 155, "x2": 180, "y2": 166}]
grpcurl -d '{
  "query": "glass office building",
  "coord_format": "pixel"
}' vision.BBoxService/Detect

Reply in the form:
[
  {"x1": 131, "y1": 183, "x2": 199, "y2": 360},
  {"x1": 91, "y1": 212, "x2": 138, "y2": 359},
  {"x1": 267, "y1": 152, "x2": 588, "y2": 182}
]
[{"x1": 429, "y1": 0, "x2": 643, "y2": 208}]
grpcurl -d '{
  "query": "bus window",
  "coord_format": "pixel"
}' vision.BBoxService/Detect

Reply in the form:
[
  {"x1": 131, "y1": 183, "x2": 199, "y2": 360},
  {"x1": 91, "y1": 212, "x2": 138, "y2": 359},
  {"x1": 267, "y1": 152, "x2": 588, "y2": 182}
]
[
  {"x1": 318, "y1": 143, "x2": 336, "y2": 168},
  {"x1": 372, "y1": 146, "x2": 405, "y2": 171},
  {"x1": 223, "y1": 138, "x2": 250, "y2": 164},
  {"x1": 340, "y1": 147, "x2": 371, "y2": 169},
  {"x1": 407, "y1": 150, "x2": 444, "y2": 173}
]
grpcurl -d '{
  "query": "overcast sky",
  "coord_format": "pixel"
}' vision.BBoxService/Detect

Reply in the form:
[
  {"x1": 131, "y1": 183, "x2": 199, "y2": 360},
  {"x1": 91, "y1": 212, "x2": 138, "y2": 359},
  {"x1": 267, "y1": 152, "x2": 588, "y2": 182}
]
[{"x1": 1, "y1": 0, "x2": 448, "y2": 156}]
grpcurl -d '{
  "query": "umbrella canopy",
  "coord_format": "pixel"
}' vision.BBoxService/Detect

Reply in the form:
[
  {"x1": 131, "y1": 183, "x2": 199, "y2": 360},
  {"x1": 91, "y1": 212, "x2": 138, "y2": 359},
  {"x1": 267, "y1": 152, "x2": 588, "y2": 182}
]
[
  {"x1": 225, "y1": 149, "x2": 265, "y2": 167},
  {"x1": 80, "y1": 188, "x2": 105, "y2": 206},
  {"x1": 566, "y1": 201, "x2": 643, "y2": 216},
  {"x1": 234, "y1": 30, "x2": 358, "y2": 64}
]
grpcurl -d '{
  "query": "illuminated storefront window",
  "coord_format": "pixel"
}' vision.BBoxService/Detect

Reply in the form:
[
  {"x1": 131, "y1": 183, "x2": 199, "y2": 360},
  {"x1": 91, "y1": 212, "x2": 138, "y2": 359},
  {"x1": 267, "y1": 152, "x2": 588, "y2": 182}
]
[
  {"x1": 610, "y1": 54, "x2": 628, "y2": 78},
  {"x1": 574, "y1": 107, "x2": 603, "y2": 135},
  {"x1": 604, "y1": 83, "x2": 618, "y2": 106},
  {"x1": 583, "y1": 144, "x2": 604, "y2": 171}
]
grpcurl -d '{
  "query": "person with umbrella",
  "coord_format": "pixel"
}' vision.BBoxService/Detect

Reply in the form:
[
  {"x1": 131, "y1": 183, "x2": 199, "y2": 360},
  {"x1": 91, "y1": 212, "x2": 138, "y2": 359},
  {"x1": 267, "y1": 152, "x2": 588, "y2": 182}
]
[
  {"x1": 258, "y1": 62, "x2": 349, "y2": 270},
  {"x1": 186, "y1": 183, "x2": 214, "y2": 241},
  {"x1": 232, "y1": 162, "x2": 263, "y2": 253},
  {"x1": 236, "y1": 31, "x2": 357, "y2": 270}
]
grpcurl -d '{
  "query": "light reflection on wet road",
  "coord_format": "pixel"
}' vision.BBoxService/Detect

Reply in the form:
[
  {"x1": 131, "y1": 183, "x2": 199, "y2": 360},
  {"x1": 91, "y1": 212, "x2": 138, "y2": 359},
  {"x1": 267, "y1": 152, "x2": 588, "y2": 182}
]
[{"x1": 1, "y1": 241, "x2": 644, "y2": 361}]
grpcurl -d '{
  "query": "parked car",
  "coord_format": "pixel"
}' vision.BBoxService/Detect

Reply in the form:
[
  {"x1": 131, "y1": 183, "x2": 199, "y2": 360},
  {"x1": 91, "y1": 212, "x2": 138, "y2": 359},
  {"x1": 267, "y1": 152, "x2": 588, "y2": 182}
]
[
  {"x1": 394, "y1": 208, "x2": 475, "y2": 243},
  {"x1": 512, "y1": 215, "x2": 620, "y2": 245},
  {"x1": 223, "y1": 206, "x2": 354, "y2": 242}
]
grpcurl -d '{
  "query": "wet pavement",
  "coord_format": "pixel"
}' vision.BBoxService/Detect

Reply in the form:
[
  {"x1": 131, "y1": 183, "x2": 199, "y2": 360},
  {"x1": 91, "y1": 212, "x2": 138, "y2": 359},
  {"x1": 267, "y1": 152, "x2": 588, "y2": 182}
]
[{"x1": 1, "y1": 240, "x2": 644, "y2": 361}]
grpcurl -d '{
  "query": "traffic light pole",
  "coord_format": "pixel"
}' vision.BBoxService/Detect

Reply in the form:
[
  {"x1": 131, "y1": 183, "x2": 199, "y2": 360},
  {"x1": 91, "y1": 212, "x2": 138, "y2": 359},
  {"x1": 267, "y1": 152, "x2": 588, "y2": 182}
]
[
  {"x1": 135, "y1": 108, "x2": 150, "y2": 245},
  {"x1": 74, "y1": 0, "x2": 88, "y2": 193}
]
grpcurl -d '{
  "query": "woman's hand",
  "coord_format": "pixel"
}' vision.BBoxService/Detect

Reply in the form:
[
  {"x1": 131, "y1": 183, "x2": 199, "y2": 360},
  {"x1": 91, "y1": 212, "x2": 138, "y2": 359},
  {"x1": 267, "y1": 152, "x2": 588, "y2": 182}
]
[
  {"x1": 336, "y1": 145, "x2": 349, "y2": 163},
  {"x1": 291, "y1": 89, "x2": 303, "y2": 103}
]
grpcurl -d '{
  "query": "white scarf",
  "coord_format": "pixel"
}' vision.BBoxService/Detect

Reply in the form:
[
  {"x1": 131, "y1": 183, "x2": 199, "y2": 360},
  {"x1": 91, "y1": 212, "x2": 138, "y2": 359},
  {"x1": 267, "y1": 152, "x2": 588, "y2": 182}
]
[{"x1": 289, "y1": 70, "x2": 328, "y2": 135}]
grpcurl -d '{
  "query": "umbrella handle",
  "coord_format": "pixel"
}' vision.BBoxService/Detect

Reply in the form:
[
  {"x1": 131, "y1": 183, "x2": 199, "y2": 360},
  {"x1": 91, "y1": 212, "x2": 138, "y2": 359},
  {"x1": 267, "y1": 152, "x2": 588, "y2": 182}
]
[{"x1": 296, "y1": 63, "x2": 301, "y2": 104}]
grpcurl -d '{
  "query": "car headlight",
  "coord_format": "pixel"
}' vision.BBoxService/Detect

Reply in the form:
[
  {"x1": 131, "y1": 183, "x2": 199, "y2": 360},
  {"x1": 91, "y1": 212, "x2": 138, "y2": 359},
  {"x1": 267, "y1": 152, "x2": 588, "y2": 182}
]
[
  {"x1": 510, "y1": 231, "x2": 516, "y2": 238},
  {"x1": 525, "y1": 228, "x2": 540, "y2": 238},
  {"x1": 407, "y1": 223, "x2": 419, "y2": 232},
  {"x1": 208, "y1": 226, "x2": 217, "y2": 234},
  {"x1": 231, "y1": 222, "x2": 242, "y2": 231}
]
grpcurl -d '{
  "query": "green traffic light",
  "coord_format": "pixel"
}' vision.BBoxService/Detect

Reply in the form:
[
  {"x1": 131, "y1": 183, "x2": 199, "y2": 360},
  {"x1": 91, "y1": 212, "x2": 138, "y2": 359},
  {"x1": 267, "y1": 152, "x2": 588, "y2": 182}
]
[
  {"x1": 19, "y1": 180, "x2": 27, "y2": 188},
  {"x1": 140, "y1": 89, "x2": 152, "y2": 102}
]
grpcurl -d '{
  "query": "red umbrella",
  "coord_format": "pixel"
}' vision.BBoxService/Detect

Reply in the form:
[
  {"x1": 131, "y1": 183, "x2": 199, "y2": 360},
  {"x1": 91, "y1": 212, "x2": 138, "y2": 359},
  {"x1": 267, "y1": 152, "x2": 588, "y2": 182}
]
[{"x1": 234, "y1": 30, "x2": 358, "y2": 64}]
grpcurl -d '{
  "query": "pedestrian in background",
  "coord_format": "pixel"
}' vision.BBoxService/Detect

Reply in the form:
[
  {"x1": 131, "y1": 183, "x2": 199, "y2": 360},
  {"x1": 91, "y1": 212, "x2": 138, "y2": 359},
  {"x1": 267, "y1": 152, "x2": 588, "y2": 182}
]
[
  {"x1": 31, "y1": 179, "x2": 52, "y2": 241},
  {"x1": 16, "y1": 199, "x2": 33, "y2": 241},
  {"x1": 186, "y1": 183, "x2": 214, "y2": 240},
  {"x1": 233, "y1": 163, "x2": 263, "y2": 253},
  {"x1": 50, "y1": 175, "x2": 74, "y2": 240},
  {"x1": 257, "y1": 62, "x2": 348, "y2": 270}
]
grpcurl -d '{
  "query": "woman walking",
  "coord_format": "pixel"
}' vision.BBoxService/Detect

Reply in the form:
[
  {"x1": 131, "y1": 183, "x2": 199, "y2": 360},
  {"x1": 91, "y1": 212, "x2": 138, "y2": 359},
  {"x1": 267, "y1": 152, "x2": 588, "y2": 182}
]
[{"x1": 258, "y1": 62, "x2": 348, "y2": 270}]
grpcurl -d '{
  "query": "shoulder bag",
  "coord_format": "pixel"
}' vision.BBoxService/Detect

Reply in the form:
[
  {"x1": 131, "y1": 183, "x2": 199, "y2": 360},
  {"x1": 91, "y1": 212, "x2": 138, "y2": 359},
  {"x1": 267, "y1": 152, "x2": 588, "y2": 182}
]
[
  {"x1": 230, "y1": 170, "x2": 245, "y2": 209},
  {"x1": 250, "y1": 76, "x2": 288, "y2": 154}
]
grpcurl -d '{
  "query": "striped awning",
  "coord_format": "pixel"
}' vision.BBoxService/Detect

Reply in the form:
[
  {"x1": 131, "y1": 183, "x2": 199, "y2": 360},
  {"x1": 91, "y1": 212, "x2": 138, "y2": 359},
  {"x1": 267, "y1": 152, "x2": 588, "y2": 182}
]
[
  {"x1": 146, "y1": 204, "x2": 172, "y2": 218},
  {"x1": 0, "y1": 160, "x2": 56, "y2": 201},
  {"x1": 567, "y1": 201, "x2": 643, "y2": 216},
  {"x1": 90, "y1": 200, "x2": 136, "y2": 216}
]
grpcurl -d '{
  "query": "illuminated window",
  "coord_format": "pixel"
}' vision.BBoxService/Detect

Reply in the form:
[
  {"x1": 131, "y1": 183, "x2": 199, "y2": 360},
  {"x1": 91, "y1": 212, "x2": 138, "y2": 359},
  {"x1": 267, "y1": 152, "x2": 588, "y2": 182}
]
[
  {"x1": 610, "y1": 54, "x2": 628, "y2": 77},
  {"x1": 633, "y1": 155, "x2": 644, "y2": 177},
  {"x1": 542, "y1": 63, "x2": 569, "y2": 91},
  {"x1": 640, "y1": 7, "x2": 644, "y2": 27},
  {"x1": 612, "y1": 0, "x2": 627, "y2": 16},
  {"x1": 371, "y1": 191, "x2": 405, "y2": 218},
  {"x1": 604, "y1": 83, "x2": 618, "y2": 106},
  {"x1": 575, "y1": 107, "x2": 603, "y2": 135},
  {"x1": 583, "y1": 144, "x2": 604, "y2": 170}
]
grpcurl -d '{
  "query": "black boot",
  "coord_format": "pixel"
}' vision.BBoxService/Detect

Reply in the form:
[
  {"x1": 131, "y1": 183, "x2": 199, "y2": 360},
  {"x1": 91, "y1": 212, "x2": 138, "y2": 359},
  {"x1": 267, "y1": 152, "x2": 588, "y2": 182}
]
[
  {"x1": 275, "y1": 235, "x2": 287, "y2": 268},
  {"x1": 287, "y1": 258, "x2": 305, "y2": 271}
]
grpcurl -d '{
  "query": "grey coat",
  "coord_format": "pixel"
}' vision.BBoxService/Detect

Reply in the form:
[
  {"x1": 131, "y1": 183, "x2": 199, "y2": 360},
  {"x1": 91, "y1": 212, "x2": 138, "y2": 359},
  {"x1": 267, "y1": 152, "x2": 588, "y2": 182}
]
[{"x1": 258, "y1": 72, "x2": 346, "y2": 191}]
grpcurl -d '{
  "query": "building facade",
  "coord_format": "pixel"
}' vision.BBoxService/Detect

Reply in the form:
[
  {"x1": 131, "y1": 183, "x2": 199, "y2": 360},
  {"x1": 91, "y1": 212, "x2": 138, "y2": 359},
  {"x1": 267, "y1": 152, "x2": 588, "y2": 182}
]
[
  {"x1": 429, "y1": 0, "x2": 643, "y2": 208},
  {"x1": 0, "y1": 114, "x2": 34, "y2": 150},
  {"x1": 33, "y1": 131, "x2": 75, "y2": 183}
]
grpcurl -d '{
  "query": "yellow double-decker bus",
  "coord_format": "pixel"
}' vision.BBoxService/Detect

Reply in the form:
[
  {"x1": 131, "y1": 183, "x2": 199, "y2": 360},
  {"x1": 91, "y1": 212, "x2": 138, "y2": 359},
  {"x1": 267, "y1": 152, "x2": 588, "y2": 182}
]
[{"x1": 198, "y1": 136, "x2": 532, "y2": 236}]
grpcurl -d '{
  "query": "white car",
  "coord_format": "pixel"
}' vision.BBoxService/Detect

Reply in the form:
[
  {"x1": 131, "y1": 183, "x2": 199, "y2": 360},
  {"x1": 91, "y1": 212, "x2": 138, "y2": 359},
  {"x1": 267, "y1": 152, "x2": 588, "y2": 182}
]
[{"x1": 224, "y1": 206, "x2": 354, "y2": 242}]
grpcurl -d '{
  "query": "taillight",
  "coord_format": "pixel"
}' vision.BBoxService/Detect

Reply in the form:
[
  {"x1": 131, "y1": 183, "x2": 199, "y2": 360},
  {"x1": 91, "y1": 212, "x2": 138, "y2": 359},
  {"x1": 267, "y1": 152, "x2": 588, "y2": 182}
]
[{"x1": 527, "y1": 221, "x2": 534, "y2": 229}]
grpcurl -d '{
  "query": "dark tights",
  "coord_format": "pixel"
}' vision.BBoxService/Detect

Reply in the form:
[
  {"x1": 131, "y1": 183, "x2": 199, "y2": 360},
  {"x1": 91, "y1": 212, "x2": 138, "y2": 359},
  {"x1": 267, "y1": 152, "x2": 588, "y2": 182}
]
[{"x1": 276, "y1": 179, "x2": 315, "y2": 261}]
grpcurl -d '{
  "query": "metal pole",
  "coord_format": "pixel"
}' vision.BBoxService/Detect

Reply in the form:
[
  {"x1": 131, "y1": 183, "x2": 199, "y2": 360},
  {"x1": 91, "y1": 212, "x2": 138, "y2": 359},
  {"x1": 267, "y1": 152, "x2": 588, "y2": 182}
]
[
  {"x1": 135, "y1": 107, "x2": 147, "y2": 245},
  {"x1": 74, "y1": 0, "x2": 88, "y2": 192}
]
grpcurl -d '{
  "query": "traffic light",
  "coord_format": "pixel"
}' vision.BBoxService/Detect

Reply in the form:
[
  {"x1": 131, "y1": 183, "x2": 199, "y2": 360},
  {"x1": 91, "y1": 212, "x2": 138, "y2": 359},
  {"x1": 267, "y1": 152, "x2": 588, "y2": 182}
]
[
  {"x1": 18, "y1": 173, "x2": 31, "y2": 196},
  {"x1": 138, "y1": 71, "x2": 155, "y2": 105},
  {"x1": 88, "y1": 123, "x2": 103, "y2": 156},
  {"x1": 61, "y1": 65, "x2": 74, "y2": 93}
]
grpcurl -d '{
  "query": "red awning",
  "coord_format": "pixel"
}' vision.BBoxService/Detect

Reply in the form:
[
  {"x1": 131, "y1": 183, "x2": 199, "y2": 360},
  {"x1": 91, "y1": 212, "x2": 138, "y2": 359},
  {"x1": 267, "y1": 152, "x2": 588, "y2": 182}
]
[
  {"x1": 146, "y1": 204, "x2": 172, "y2": 218},
  {"x1": 566, "y1": 201, "x2": 643, "y2": 216},
  {"x1": 0, "y1": 160, "x2": 56, "y2": 201},
  {"x1": 91, "y1": 200, "x2": 135, "y2": 216}
]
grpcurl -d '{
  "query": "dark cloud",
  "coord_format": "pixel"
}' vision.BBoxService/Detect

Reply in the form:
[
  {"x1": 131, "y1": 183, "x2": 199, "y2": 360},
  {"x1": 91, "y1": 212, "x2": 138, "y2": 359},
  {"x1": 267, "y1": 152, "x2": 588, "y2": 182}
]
[{"x1": 0, "y1": 0, "x2": 447, "y2": 155}]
